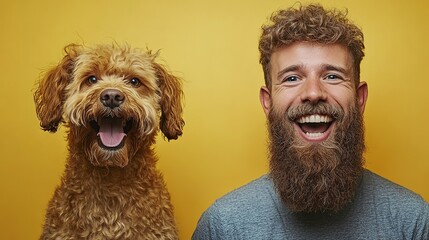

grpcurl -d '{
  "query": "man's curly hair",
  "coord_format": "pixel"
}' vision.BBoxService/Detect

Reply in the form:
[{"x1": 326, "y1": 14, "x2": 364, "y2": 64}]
[{"x1": 259, "y1": 4, "x2": 365, "y2": 89}]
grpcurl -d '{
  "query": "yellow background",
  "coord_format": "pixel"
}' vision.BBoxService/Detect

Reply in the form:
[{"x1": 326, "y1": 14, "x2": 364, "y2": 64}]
[{"x1": 1, "y1": 0, "x2": 428, "y2": 239}]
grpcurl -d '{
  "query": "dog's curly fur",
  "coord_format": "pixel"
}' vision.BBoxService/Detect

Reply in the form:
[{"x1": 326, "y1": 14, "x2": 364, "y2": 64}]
[{"x1": 34, "y1": 43, "x2": 184, "y2": 239}]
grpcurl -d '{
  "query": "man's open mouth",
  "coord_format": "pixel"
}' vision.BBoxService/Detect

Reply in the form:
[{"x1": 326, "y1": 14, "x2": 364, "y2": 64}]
[
  {"x1": 90, "y1": 117, "x2": 133, "y2": 150},
  {"x1": 295, "y1": 114, "x2": 334, "y2": 139}
]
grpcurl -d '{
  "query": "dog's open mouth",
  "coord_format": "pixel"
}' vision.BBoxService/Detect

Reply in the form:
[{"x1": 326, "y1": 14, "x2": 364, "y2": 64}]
[{"x1": 90, "y1": 117, "x2": 133, "y2": 150}]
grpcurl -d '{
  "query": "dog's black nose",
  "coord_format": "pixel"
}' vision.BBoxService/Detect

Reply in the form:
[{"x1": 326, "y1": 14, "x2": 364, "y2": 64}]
[{"x1": 100, "y1": 89, "x2": 125, "y2": 109}]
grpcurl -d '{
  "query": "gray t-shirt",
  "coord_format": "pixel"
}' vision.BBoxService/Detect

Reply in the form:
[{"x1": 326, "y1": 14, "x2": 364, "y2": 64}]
[{"x1": 192, "y1": 169, "x2": 429, "y2": 239}]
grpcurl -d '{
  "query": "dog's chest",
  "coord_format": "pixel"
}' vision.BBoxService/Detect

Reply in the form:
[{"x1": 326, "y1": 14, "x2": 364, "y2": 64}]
[
  {"x1": 58, "y1": 178, "x2": 169, "y2": 239},
  {"x1": 66, "y1": 187, "x2": 141, "y2": 237}
]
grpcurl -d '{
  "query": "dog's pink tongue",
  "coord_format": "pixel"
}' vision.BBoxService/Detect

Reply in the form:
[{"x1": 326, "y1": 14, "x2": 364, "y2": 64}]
[{"x1": 97, "y1": 118, "x2": 126, "y2": 147}]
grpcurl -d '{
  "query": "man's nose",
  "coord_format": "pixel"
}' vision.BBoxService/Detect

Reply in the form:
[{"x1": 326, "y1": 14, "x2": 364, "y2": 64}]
[{"x1": 300, "y1": 78, "x2": 327, "y2": 104}]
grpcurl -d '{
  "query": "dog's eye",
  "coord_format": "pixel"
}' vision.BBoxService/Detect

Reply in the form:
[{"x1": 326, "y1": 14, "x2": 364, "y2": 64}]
[
  {"x1": 87, "y1": 76, "x2": 98, "y2": 85},
  {"x1": 129, "y1": 77, "x2": 141, "y2": 87}
]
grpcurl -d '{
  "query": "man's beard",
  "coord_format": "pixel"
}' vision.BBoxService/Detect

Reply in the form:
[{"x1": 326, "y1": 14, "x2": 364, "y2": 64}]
[{"x1": 268, "y1": 100, "x2": 365, "y2": 214}]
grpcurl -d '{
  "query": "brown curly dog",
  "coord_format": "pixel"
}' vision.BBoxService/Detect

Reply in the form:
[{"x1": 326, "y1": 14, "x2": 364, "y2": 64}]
[{"x1": 34, "y1": 43, "x2": 184, "y2": 239}]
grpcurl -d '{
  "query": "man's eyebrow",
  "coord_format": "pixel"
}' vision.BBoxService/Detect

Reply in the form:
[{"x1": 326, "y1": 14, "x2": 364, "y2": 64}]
[
  {"x1": 322, "y1": 64, "x2": 349, "y2": 74},
  {"x1": 276, "y1": 64, "x2": 351, "y2": 80},
  {"x1": 277, "y1": 65, "x2": 302, "y2": 79}
]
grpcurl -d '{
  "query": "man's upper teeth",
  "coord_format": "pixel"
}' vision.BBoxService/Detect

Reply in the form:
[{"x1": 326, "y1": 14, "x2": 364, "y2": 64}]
[{"x1": 297, "y1": 114, "x2": 332, "y2": 123}]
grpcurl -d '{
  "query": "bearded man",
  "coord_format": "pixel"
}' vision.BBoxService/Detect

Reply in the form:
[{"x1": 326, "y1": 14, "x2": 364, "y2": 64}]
[{"x1": 193, "y1": 4, "x2": 429, "y2": 240}]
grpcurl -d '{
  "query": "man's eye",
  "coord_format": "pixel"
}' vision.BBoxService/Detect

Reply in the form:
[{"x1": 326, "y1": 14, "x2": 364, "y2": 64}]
[
  {"x1": 324, "y1": 74, "x2": 342, "y2": 80},
  {"x1": 283, "y1": 76, "x2": 299, "y2": 82},
  {"x1": 129, "y1": 77, "x2": 141, "y2": 87}
]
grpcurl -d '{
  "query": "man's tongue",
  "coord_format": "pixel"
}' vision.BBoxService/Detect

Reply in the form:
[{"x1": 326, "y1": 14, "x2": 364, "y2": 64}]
[
  {"x1": 300, "y1": 123, "x2": 330, "y2": 133},
  {"x1": 97, "y1": 117, "x2": 126, "y2": 147}
]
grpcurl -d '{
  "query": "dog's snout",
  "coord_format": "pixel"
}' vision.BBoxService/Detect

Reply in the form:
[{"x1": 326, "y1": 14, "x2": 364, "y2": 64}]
[{"x1": 100, "y1": 89, "x2": 125, "y2": 109}]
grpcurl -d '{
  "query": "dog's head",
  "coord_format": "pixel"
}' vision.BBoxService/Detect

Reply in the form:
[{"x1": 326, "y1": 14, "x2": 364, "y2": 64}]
[{"x1": 34, "y1": 43, "x2": 184, "y2": 167}]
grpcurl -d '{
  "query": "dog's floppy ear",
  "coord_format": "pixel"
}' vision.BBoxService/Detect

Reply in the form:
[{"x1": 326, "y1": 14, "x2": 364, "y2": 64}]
[
  {"x1": 153, "y1": 61, "x2": 185, "y2": 140},
  {"x1": 34, "y1": 44, "x2": 81, "y2": 132}
]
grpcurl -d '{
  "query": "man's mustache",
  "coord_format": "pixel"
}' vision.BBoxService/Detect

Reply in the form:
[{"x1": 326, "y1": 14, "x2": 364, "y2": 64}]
[{"x1": 286, "y1": 102, "x2": 344, "y2": 122}]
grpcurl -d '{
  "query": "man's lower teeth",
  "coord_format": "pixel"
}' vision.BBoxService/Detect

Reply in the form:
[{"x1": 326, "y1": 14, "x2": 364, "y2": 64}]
[{"x1": 306, "y1": 132, "x2": 323, "y2": 138}]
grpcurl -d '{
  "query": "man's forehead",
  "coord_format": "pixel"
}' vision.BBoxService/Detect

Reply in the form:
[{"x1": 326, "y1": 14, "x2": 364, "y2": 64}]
[{"x1": 271, "y1": 42, "x2": 353, "y2": 71}]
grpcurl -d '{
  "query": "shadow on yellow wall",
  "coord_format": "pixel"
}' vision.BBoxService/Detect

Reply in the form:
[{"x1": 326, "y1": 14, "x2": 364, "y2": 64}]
[{"x1": 0, "y1": 0, "x2": 428, "y2": 239}]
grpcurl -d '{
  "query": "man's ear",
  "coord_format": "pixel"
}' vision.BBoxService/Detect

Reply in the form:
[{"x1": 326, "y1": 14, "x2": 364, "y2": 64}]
[
  {"x1": 357, "y1": 81, "x2": 368, "y2": 114},
  {"x1": 259, "y1": 86, "x2": 272, "y2": 117}
]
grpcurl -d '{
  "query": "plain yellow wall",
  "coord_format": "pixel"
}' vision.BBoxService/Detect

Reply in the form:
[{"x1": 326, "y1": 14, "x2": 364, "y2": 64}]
[{"x1": 1, "y1": 0, "x2": 428, "y2": 239}]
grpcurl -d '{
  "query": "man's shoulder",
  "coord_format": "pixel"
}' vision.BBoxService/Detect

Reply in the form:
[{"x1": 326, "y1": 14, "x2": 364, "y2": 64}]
[
  {"x1": 362, "y1": 169, "x2": 429, "y2": 220},
  {"x1": 203, "y1": 174, "x2": 281, "y2": 223},
  {"x1": 363, "y1": 169, "x2": 426, "y2": 204},
  {"x1": 214, "y1": 174, "x2": 275, "y2": 207},
  {"x1": 192, "y1": 175, "x2": 282, "y2": 239}
]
